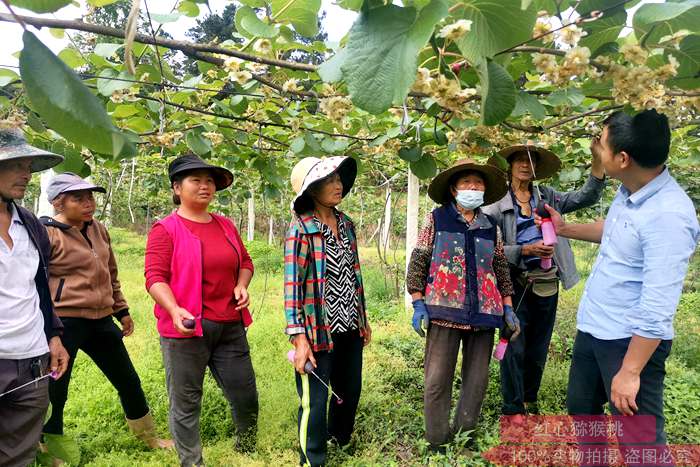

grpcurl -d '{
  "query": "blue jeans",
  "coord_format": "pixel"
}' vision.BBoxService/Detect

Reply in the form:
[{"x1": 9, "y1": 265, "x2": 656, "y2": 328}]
[{"x1": 567, "y1": 331, "x2": 673, "y2": 466}]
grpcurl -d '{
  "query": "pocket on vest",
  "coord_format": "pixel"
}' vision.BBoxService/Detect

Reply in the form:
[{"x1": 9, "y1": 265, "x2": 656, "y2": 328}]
[{"x1": 425, "y1": 231, "x2": 467, "y2": 309}]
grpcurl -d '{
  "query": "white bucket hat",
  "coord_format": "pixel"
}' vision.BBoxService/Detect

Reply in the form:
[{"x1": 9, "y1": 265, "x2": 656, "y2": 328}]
[{"x1": 290, "y1": 156, "x2": 357, "y2": 214}]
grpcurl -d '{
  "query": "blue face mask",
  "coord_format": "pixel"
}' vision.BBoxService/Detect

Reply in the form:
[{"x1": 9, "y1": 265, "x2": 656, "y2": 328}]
[{"x1": 455, "y1": 189, "x2": 484, "y2": 210}]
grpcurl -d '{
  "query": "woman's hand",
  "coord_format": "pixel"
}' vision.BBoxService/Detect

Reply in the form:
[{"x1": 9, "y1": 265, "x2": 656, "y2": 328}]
[
  {"x1": 120, "y1": 315, "x2": 134, "y2": 337},
  {"x1": 521, "y1": 241, "x2": 554, "y2": 258},
  {"x1": 292, "y1": 334, "x2": 317, "y2": 374},
  {"x1": 234, "y1": 285, "x2": 250, "y2": 311},
  {"x1": 363, "y1": 323, "x2": 372, "y2": 346},
  {"x1": 170, "y1": 306, "x2": 196, "y2": 336}
]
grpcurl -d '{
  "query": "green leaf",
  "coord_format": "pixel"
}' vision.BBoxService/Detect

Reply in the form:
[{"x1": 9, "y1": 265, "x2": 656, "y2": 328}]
[
  {"x1": 42, "y1": 433, "x2": 79, "y2": 465},
  {"x1": 0, "y1": 69, "x2": 20, "y2": 87},
  {"x1": 580, "y1": 10, "x2": 626, "y2": 56},
  {"x1": 669, "y1": 35, "x2": 700, "y2": 80},
  {"x1": 547, "y1": 87, "x2": 584, "y2": 107},
  {"x1": 26, "y1": 112, "x2": 47, "y2": 133},
  {"x1": 410, "y1": 154, "x2": 437, "y2": 179},
  {"x1": 178, "y1": 0, "x2": 200, "y2": 17},
  {"x1": 239, "y1": 0, "x2": 266, "y2": 6},
  {"x1": 475, "y1": 58, "x2": 516, "y2": 125},
  {"x1": 150, "y1": 12, "x2": 181, "y2": 24},
  {"x1": 342, "y1": 0, "x2": 449, "y2": 114},
  {"x1": 53, "y1": 151, "x2": 91, "y2": 178},
  {"x1": 453, "y1": 0, "x2": 537, "y2": 62},
  {"x1": 633, "y1": 1, "x2": 700, "y2": 46},
  {"x1": 19, "y1": 31, "x2": 136, "y2": 158},
  {"x1": 434, "y1": 129, "x2": 447, "y2": 145},
  {"x1": 185, "y1": 128, "x2": 212, "y2": 156},
  {"x1": 290, "y1": 136, "x2": 305, "y2": 153},
  {"x1": 304, "y1": 132, "x2": 321, "y2": 152},
  {"x1": 57, "y1": 48, "x2": 85, "y2": 68},
  {"x1": 96, "y1": 69, "x2": 133, "y2": 96},
  {"x1": 271, "y1": 0, "x2": 322, "y2": 38},
  {"x1": 124, "y1": 117, "x2": 153, "y2": 133},
  {"x1": 512, "y1": 91, "x2": 546, "y2": 121},
  {"x1": 318, "y1": 48, "x2": 348, "y2": 83},
  {"x1": 93, "y1": 43, "x2": 123, "y2": 58},
  {"x1": 398, "y1": 145, "x2": 422, "y2": 162},
  {"x1": 235, "y1": 6, "x2": 279, "y2": 39},
  {"x1": 111, "y1": 104, "x2": 139, "y2": 118},
  {"x1": 321, "y1": 137, "x2": 339, "y2": 153},
  {"x1": 559, "y1": 167, "x2": 582, "y2": 183},
  {"x1": 49, "y1": 28, "x2": 65, "y2": 39},
  {"x1": 337, "y1": 0, "x2": 363, "y2": 11},
  {"x1": 8, "y1": 0, "x2": 70, "y2": 13},
  {"x1": 87, "y1": 0, "x2": 119, "y2": 5}
]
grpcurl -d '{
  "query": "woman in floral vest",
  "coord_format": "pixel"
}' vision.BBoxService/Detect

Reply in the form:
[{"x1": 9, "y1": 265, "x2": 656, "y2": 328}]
[{"x1": 406, "y1": 158, "x2": 520, "y2": 453}]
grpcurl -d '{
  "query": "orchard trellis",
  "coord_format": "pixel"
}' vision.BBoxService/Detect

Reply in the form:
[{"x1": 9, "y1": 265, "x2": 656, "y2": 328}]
[{"x1": 1, "y1": 0, "x2": 700, "y2": 271}]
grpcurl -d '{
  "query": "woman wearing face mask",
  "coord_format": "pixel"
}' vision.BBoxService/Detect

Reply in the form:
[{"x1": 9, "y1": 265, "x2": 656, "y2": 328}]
[
  {"x1": 40, "y1": 172, "x2": 172, "y2": 452},
  {"x1": 284, "y1": 156, "x2": 371, "y2": 467},
  {"x1": 405, "y1": 159, "x2": 519, "y2": 453},
  {"x1": 145, "y1": 154, "x2": 258, "y2": 466},
  {"x1": 482, "y1": 142, "x2": 604, "y2": 417}
]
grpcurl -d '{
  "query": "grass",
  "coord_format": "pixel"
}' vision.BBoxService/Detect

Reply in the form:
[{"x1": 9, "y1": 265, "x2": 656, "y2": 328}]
[{"x1": 48, "y1": 229, "x2": 700, "y2": 466}]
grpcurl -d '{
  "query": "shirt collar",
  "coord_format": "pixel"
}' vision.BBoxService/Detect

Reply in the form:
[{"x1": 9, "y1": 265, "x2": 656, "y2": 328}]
[
  {"x1": 620, "y1": 167, "x2": 670, "y2": 206},
  {"x1": 9, "y1": 202, "x2": 23, "y2": 225}
]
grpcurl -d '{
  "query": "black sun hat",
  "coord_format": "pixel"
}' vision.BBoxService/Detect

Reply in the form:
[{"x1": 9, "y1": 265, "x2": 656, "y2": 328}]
[{"x1": 168, "y1": 154, "x2": 233, "y2": 191}]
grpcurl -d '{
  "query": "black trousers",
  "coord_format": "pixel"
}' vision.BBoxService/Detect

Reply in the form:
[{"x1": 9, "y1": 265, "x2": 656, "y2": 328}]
[
  {"x1": 500, "y1": 279, "x2": 559, "y2": 414},
  {"x1": 567, "y1": 331, "x2": 673, "y2": 467},
  {"x1": 295, "y1": 330, "x2": 363, "y2": 467},
  {"x1": 43, "y1": 316, "x2": 149, "y2": 435}
]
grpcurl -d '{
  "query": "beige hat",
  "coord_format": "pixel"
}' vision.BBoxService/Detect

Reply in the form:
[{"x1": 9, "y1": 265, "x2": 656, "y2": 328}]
[
  {"x1": 428, "y1": 158, "x2": 508, "y2": 205},
  {"x1": 290, "y1": 156, "x2": 357, "y2": 214},
  {"x1": 489, "y1": 140, "x2": 561, "y2": 180}
]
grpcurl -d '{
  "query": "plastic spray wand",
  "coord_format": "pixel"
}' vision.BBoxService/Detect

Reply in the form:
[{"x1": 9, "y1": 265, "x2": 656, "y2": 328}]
[
  {"x1": 0, "y1": 371, "x2": 57, "y2": 398},
  {"x1": 287, "y1": 350, "x2": 343, "y2": 404}
]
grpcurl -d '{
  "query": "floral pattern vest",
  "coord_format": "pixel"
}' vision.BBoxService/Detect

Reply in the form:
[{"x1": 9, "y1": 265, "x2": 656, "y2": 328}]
[{"x1": 424, "y1": 204, "x2": 504, "y2": 329}]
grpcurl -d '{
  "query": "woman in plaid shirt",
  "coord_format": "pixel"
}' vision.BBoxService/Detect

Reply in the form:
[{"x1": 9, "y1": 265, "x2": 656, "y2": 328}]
[{"x1": 284, "y1": 156, "x2": 371, "y2": 467}]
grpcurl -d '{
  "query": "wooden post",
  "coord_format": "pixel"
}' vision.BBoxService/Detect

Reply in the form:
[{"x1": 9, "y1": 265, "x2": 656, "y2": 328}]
[{"x1": 404, "y1": 170, "x2": 419, "y2": 309}]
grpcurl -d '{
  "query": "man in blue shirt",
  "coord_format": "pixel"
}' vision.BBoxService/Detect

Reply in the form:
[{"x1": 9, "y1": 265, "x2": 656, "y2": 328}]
[{"x1": 540, "y1": 110, "x2": 699, "y2": 458}]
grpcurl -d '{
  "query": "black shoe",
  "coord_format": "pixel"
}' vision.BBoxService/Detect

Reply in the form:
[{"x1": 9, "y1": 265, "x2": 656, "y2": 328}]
[{"x1": 428, "y1": 443, "x2": 447, "y2": 455}]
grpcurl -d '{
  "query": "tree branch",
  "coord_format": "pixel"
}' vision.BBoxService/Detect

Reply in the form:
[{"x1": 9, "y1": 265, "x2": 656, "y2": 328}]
[
  {"x1": 544, "y1": 104, "x2": 623, "y2": 130},
  {"x1": 0, "y1": 12, "x2": 317, "y2": 72}
]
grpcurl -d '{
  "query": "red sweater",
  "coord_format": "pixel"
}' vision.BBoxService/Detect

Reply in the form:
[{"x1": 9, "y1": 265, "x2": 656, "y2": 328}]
[{"x1": 145, "y1": 214, "x2": 253, "y2": 322}]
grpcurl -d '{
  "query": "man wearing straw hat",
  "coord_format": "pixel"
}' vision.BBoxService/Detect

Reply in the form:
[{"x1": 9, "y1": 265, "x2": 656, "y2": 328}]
[
  {"x1": 483, "y1": 140, "x2": 605, "y2": 417},
  {"x1": 406, "y1": 158, "x2": 520, "y2": 453},
  {"x1": 0, "y1": 128, "x2": 69, "y2": 466}
]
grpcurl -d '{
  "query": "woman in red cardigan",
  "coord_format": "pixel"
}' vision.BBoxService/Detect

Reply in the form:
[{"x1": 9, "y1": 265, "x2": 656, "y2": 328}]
[{"x1": 145, "y1": 154, "x2": 258, "y2": 467}]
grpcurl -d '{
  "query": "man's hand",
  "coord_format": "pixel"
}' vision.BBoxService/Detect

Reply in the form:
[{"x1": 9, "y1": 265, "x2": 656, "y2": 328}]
[
  {"x1": 120, "y1": 315, "x2": 134, "y2": 337},
  {"x1": 611, "y1": 368, "x2": 640, "y2": 416},
  {"x1": 234, "y1": 285, "x2": 250, "y2": 311},
  {"x1": 170, "y1": 306, "x2": 196, "y2": 336},
  {"x1": 522, "y1": 241, "x2": 554, "y2": 258},
  {"x1": 292, "y1": 334, "x2": 316, "y2": 374},
  {"x1": 48, "y1": 336, "x2": 69, "y2": 379},
  {"x1": 590, "y1": 137, "x2": 605, "y2": 179},
  {"x1": 535, "y1": 203, "x2": 567, "y2": 235}
]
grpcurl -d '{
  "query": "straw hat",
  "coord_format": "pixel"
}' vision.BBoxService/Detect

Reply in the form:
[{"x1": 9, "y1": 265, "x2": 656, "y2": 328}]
[
  {"x1": 0, "y1": 128, "x2": 63, "y2": 173},
  {"x1": 489, "y1": 140, "x2": 561, "y2": 180},
  {"x1": 427, "y1": 158, "x2": 508, "y2": 206},
  {"x1": 290, "y1": 156, "x2": 357, "y2": 214}
]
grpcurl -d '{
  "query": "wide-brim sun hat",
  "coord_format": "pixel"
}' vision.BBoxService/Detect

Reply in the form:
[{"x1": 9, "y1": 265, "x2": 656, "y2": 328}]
[
  {"x1": 290, "y1": 156, "x2": 357, "y2": 214},
  {"x1": 46, "y1": 172, "x2": 106, "y2": 202},
  {"x1": 490, "y1": 140, "x2": 562, "y2": 180},
  {"x1": 428, "y1": 158, "x2": 508, "y2": 206},
  {"x1": 168, "y1": 153, "x2": 233, "y2": 191},
  {"x1": 0, "y1": 128, "x2": 63, "y2": 173}
]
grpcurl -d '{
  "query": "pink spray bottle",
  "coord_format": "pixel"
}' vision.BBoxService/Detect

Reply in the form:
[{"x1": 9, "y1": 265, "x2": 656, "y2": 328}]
[{"x1": 536, "y1": 200, "x2": 557, "y2": 270}]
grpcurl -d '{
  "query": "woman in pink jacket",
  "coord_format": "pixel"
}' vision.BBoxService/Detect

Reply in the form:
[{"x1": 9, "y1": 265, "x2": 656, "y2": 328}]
[{"x1": 145, "y1": 154, "x2": 257, "y2": 467}]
